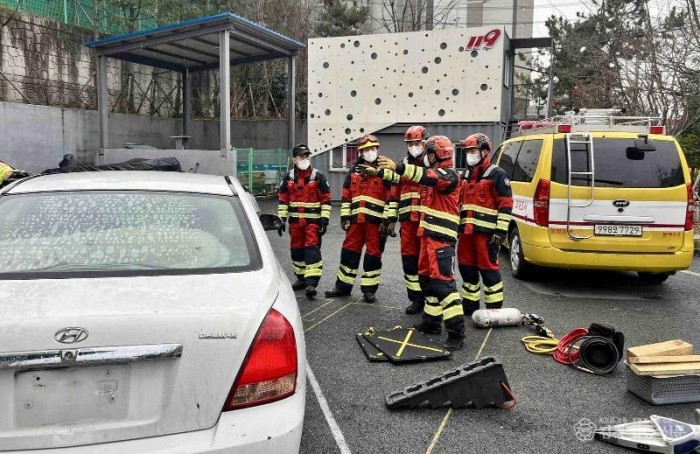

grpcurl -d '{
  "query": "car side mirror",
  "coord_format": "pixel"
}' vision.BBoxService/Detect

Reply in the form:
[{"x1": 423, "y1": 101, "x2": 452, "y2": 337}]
[
  {"x1": 633, "y1": 136, "x2": 656, "y2": 152},
  {"x1": 259, "y1": 213, "x2": 283, "y2": 231}
]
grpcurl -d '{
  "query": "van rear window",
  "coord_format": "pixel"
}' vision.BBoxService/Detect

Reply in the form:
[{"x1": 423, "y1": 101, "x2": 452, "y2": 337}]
[{"x1": 551, "y1": 138, "x2": 685, "y2": 188}]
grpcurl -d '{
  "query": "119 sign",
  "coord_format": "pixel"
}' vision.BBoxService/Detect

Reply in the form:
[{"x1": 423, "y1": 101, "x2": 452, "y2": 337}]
[{"x1": 466, "y1": 29, "x2": 502, "y2": 50}]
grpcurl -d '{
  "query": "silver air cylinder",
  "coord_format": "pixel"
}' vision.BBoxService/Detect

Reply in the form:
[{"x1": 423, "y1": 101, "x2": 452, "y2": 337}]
[{"x1": 472, "y1": 308, "x2": 523, "y2": 328}]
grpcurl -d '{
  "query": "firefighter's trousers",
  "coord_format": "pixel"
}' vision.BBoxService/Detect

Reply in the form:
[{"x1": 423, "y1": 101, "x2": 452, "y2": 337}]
[
  {"x1": 335, "y1": 222, "x2": 386, "y2": 294},
  {"x1": 457, "y1": 233, "x2": 504, "y2": 312},
  {"x1": 418, "y1": 236, "x2": 465, "y2": 337},
  {"x1": 289, "y1": 221, "x2": 323, "y2": 287},
  {"x1": 400, "y1": 220, "x2": 424, "y2": 306}
]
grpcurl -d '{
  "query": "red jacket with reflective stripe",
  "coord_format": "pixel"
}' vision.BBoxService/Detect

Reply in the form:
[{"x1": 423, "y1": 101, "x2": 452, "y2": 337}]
[
  {"x1": 341, "y1": 159, "x2": 398, "y2": 225},
  {"x1": 397, "y1": 157, "x2": 422, "y2": 223},
  {"x1": 278, "y1": 167, "x2": 331, "y2": 224},
  {"x1": 460, "y1": 156, "x2": 513, "y2": 236}
]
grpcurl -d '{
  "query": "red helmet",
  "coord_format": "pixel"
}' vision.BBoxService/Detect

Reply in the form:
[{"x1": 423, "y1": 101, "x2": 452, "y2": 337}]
[
  {"x1": 404, "y1": 126, "x2": 429, "y2": 142},
  {"x1": 358, "y1": 134, "x2": 380, "y2": 150},
  {"x1": 424, "y1": 135, "x2": 454, "y2": 162},
  {"x1": 461, "y1": 133, "x2": 492, "y2": 153}
]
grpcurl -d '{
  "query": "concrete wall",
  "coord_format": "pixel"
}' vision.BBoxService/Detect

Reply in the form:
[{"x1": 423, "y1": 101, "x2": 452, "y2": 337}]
[{"x1": 0, "y1": 101, "x2": 307, "y2": 173}]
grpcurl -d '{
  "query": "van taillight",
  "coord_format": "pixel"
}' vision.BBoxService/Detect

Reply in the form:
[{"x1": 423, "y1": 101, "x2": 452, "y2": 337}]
[
  {"x1": 685, "y1": 183, "x2": 696, "y2": 231},
  {"x1": 649, "y1": 125, "x2": 666, "y2": 135},
  {"x1": 557, "y1": 124, "x2": 572, "y2": 133},
  {"x1": 534, "y1": 179, "x2": 550, "y2": 227},
  {"x1": 223, "y1": 309, "x2": 297, "y2": 410}
]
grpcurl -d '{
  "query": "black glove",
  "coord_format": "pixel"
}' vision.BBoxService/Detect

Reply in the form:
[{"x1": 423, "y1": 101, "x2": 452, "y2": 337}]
[
  {"x1": 277, "y1": 219, "x2": 286, "y2": 237},
  {"x1": 341, "y1": 219, "x2": 350, "y2": 231},
  {"x1": 318, "y1": 221, "x2": 327, "y2": 236},
  {"x1": 491, "y1": 232, "x2": 506, "y2": 244}
]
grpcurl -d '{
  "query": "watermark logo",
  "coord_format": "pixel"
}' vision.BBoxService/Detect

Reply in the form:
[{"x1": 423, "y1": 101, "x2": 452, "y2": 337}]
[{"x1": 574, "y1": 418, "x2": 597, "y2": 442}]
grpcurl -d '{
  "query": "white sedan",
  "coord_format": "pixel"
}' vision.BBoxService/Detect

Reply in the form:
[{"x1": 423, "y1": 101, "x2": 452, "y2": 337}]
[{"x1": 0, "y1": 171, "x2": 305, "y2": 453}]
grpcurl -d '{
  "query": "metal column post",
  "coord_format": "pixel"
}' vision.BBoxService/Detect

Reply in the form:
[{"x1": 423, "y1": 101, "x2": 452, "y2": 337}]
[
  {"x1": 546, "y1": 42, "x2": 555, "y2": 118},
  {"x1": 219, "y1": 29, "x2": 231, "y2": 160},
  {"x1": 97, "y1": 54, "x2": 109, "y2": 159},
  {"x1": 287, "y1": 56, "x2": 295, "y2": 150},
  {"x1": 183, "y1": 68, "x2": 192, "y2": 138}
]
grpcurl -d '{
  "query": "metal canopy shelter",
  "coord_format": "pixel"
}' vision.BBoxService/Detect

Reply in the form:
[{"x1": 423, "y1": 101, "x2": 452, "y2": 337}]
[{"x1": 85, "y1": 13, "x2": 305, "y2": 171}]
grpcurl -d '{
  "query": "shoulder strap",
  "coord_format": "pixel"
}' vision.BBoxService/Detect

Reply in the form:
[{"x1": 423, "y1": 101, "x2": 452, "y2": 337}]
[
  {"x1": 288, "y1": 169, "x2": 295, "y2": 181},
  {"x1": 482, "y1": 165, "x2": 497, "y2": 178},
  {"x1": 310, "y1": 169, "x2": 318, "y2": 181}
]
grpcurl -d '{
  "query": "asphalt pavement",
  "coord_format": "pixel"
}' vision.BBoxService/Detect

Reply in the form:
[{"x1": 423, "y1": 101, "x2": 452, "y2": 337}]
[{"x1": 260, "y1": 200, "x2": 700, "y2": 454}]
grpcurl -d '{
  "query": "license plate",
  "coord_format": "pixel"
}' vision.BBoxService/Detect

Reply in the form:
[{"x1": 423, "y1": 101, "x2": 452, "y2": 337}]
[
  {"x1": 14, "y1": 365, "x2": 130, "y2": 427},
  {"x1": 594, "y1": 224, "x2": 643, "y2": 237}
]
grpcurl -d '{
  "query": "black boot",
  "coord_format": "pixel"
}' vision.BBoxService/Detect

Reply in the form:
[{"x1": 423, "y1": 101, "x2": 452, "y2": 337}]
[
  {"x1": 413, "y1": 321, "x2": 441, "y2": 335},
  {"x1": 463, "y1": 300, "x2": 480, "y2": 316},
  {"x1": 443, "y1": 333, "x2": 465, "y2": 351},
  {"x1": 291, "y1": 279, "x2": 306, "y2": 291},
  {"x1": 363, "y1": 292, "x2": 377, "y2": 303},
  {"x1": 405, "y1": 300, "x2": 424, "y2": 315},
  {"x1": 306, "y1": 285, "x2": 317, "y2": 300},
  {"x1": 325, "y1": 287, "x2": 351, "y2": 298}
]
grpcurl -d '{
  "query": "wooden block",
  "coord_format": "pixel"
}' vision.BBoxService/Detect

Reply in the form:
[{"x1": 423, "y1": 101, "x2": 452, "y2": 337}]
[
  {"x1": 628, "y1": 355, "x2": 700, "y2": 364},
  {"x1": 630, "y1": 362, "x2": 700, "y2": 376},
  {"x1": 627, "y1": 340, "x2": 693, "y2": 358}
]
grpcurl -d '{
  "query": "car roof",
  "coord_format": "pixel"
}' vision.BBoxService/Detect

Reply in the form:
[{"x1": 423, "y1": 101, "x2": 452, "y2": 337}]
[{"x1": 3, "y1": 171, "x2": 236, "y2": 196}]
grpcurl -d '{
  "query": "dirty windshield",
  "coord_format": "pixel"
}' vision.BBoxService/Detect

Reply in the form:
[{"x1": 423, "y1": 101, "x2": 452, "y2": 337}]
[{"x1": 0, "y1": 191, "x2": 258, "y2": 276}]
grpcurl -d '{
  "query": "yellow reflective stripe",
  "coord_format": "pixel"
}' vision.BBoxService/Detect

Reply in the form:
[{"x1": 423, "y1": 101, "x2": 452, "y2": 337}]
[
  {"x1": 289, "y1": 213, "x2": 321, "y2": 219},
  {"x1": 353, "y1": 195, "x2": 386, "y2": 207},
  {"x1": 289, "y1": 201, "x2": 321, "y2": 208},
  {"x1": 422, "y1": 206, "x2": 460, "y2": 224},
  {"x1": 403, "y1": 164, "x2": 424, "y2": 183},
  {"x1": 351, "y1": 207, "x2": 384, "y2": 217},
  {"x1": 278, "y1": 204, "x2": 289, "y2": 217},
  {"x1": 362, "y1": 269, "x2": 382, "y2": 278},
  {"x1": 426, "y1": 296, "x2": 439, "y2": 304},
  {"x1": 460, "y1": 204, "x2": 499, "y2": 216},
  {"x1": 460, "y1": 218, "x2": 497, "y2": 228},
  {"x1": 484, "y1": 281, "x2": 504, "y2": 293},
  {"x1": 497, "y1": 212, "x2": 512, "y2": 221},
  {"x1": 340, "y1": 264, "x2": 357, "y2": 276},
  {"x1": 401, "y1": 192, "x2": 420, "y2": 201},
  {"x1": 337, "y1": 270, "x2": 355, "y2": 284},
  {"x1": 462, "y1": 282, "x2": 480, "y2": 291},
  {"x1": 405, "y1": 274, "x2": 419, "y2": 281},
  {"x1": 484, "y1": 292, "x2": 504, "y2": 303},
  {"x1": 496, "y1": 220, "x2": 509, "y2": 231},
  {"x1": 440, "y1": 292, "x2": 461, "y2": 307},
  {"x1": 443, "y1": 304, "x2": 464, "y2": 320},
  {"x1": 460, "y1": 289, "x2": 481, "y2": 301},
  {"x1": 424, "y1": 304, "x2": 443, "y2": 317},
  {"x1": 405, "y1": 280, "x2": 422, "y2": 291},
  {"x1": 293, "y1": 263, "x2": 306, "y2": 274},
  {"x1": 399, "y1": 206, "x2": 420, "y2": 215},
  {"x1": 382, "y1": 170, "x2": 401, "y2": 184},
  {"x1": 361, "y1": 276, "x2": 381, "y2": 286},
  {"x1": 419, "y1": 221, "x2": 458, "y2": 239},
  {"x1": 305, "y1": 268, "x2": 323, "y2": 278}
]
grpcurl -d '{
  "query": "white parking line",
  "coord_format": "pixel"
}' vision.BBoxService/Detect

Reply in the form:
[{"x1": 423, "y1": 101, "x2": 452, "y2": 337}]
[
  {"x1": 306, "y1": 362, "x2": 352, "y2": 454},
  {"x1": 681, "y1": 270, "x2": 700, "y2": 278}
]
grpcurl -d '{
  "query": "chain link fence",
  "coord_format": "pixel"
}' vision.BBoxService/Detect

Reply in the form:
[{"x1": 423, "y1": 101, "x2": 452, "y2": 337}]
[{"x1": 235, "y1": 148, "x2": 291, "y2": 197}]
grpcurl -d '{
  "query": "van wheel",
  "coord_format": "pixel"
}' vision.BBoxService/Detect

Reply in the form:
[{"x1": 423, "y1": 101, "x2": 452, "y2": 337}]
[
  {"x1": 509, "y1": 227, "x2": 536, "y2": 280},
  {"x1": 637, "y1": 272, "x2": 671, "y2": 285}
]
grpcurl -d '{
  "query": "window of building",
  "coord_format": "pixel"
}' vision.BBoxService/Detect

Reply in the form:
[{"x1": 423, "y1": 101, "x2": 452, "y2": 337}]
[{"x1": 329, "y1": 143, "x2": 360, "y2": 171}]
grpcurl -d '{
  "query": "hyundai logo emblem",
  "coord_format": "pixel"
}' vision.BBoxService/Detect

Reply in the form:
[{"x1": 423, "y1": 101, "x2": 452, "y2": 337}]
[
  {"x1": 54, "y1": 327, "x2": 89, "y2": 344},
  {"x1": 613, "y1": 200, "x2": 630, "y2": 208}
]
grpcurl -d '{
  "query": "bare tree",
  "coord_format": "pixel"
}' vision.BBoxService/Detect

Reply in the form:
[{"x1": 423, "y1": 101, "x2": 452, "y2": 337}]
[{"x1": 375, "y1": 0, "x2": 461, "y2": 33}]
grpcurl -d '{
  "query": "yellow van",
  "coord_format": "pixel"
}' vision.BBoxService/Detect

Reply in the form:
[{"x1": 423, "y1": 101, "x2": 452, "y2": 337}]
[{"x1": 495, "y1": 114, "x2": 695, "y2": 284}]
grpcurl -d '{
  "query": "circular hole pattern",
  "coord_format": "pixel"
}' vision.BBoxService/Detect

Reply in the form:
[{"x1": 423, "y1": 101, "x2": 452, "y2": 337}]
[
  {"x1": 360, "y1": 128, "x2": 365, "y2": 133},
  {"x1": 403, "y1": 49, "x2": 408, "y2": 55},
  {"x1": 354, "y1": 41, "x2": 360, "y2": 47},
  {"x1": 325, "y1": 109, "x2": 331, "y2": 116},
  {"x1": 375, "y1": 98, "x2": 382, "y2": 105},
  {"x1": 345, "y1": 128, "x2": 351, "y2": 135},
  {"x1": 318, "y1": 92, "x2": 323, "y2": 98},
  {"x1": 351, "y1": 90, "x2": 357, "y2": 97},
  {"x1": 435, "y1": 90, "x2": 441, "y2": 95},
  {"x1": 471, "y1": 50, "x2": 479, "y2": 58},
  {"x1": 408, "y1": 92, "x2": 414, "y2": 97},
  {"x1": 371, "y1": 52, "x2": 377, "y2": 59},
  {"x1": 347, "y1": 114, "x2": 353, "y2": 121},
  {"x1": 435, "y1": 57, "x2": 442, "y2": 64},
  {"x1": 438, "y1": 109, "x2": 445, "y2": 116},
  {"x1": 422, "y1": 67, "x2": 429, "y2": 74},
  {"x1": 440, "y1": 42, "x2": 447, "y2": 50},
  {"x1": 459, "y1": 46, "x2": 465, "y2": 52},
  {"x1": 323, "y1": 62, "x2": 329, "y2": 69},
  {"x1": 341, "y1": 43, "x2": 345, "y2": 48},
  {"x1": 480, "y1": 84, "x2": 488, "y2": 91},
  {"x1": 452, "y1": 88, "x2": 459, "y2": 96}
]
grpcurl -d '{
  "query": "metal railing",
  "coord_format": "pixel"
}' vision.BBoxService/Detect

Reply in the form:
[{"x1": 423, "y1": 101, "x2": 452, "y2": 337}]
[{"x1": 514, "y1": 108, "x2": 663, "y2": 136}]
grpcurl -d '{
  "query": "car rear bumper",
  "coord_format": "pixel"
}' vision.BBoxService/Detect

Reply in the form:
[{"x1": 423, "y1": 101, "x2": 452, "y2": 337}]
[
  {"x1": 4, "y1": 388, "x2": 305, "y2": 454},
  {"x1": 522, "y1": 241, "x2": 695, "y2": 272}
]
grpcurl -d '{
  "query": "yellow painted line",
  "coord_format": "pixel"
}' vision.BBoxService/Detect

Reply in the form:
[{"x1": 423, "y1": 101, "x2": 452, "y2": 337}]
[
  {"x1": 302, "y1": 299, "x2": 337, "y2": 319},
  {"x1": 376, "y1": 336, "x2": 446, "y2": 354},
  {"x1": 424, "y1": 327, "x2": 494, "y2": 454},
  {"x1": 304, "y1": 303, "x2": 353, "y2": 333},
  {"x1": 425, "y1": 408, "x2": 453, "y2": 454},
  {"x1": 395, "y1": 330, "x2": 413, "y2": 358},
  {"x1": 681, "y1": 270, "x2": 700, "y2": 278}
]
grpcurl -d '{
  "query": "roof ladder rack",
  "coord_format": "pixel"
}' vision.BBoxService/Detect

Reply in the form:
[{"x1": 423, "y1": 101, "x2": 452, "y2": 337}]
[{"x1": 566, "y1": 132, "x2": 595, "y2": 240}]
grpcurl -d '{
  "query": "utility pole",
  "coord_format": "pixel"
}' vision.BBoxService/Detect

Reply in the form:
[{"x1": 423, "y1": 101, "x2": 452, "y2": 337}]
[
  {"x1": 426, "y1": 0, "x2": 434, "y2": 30},
  {"x1": 512, "y1": 0, "x2": 517, "y2": 38},
  {"x1": 546, "y1": 41, "x2": 555, "y2": 118}
]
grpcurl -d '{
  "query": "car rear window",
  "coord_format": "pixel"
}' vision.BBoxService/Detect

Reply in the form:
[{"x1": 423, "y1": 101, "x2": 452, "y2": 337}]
[
  {"x1": 0, "y1": 191, "x2": 260, "y2": 278},
  {"x1": 551, "y1": 138, "x2": 685, "y2": 188}
]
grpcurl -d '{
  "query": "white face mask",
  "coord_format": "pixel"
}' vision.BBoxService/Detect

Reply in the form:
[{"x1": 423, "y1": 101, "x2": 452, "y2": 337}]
[
  {"x1": 296, "y1": 158, "x2": 311, "y2": 170},
  {"x1": 423, "y1": 153, "x2": 432, "y2": 167},
  {"x1": 467, "y1": 153, "x2": 482, "y2": 167},
  {"x1": 363, "y1": 150, "x2": 378, "y2": 163},
  {"x1": 408, "y1": 145, "x2": 423, "y2": 158}
]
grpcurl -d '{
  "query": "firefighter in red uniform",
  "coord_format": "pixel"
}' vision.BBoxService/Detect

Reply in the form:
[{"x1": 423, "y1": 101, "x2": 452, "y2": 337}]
[
  {"x1": 398, "y1": 126, "x2": 429, "y2": 314},
  {"x1": 457, "y1": 133, "x2": 513, "y2": 315},
  {"x1": 278, "y1": 144, "x2": 332, "y2": 300},
  {"x1": 375, "y1": 136, "x2": 465, "y2": 350},
  {"x1": 325, "y1": 134, "x2": 398, "y2": 303}
]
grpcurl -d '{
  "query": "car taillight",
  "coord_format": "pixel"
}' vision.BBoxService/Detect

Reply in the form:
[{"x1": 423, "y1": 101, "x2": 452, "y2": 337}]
[
  {"x1": 685, "y1": 183, "x2": 695, "y2": 231},
  {"x1": 649, "y1": 125, "x2": 666, "y2": 134},
  {"x1": 557, "y1": 124, "x2": 572, "y2": 133},
  {"x1": 534, "y1": 179, "x2": 550, "y2": 227},
  {"x1": 223, "y1": 309, "x2": 297, "y2": 411}
]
